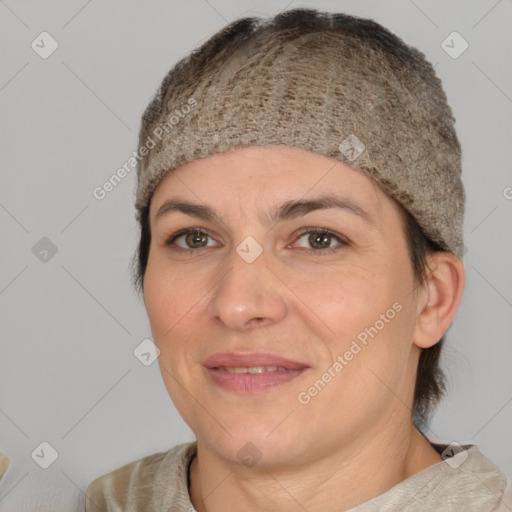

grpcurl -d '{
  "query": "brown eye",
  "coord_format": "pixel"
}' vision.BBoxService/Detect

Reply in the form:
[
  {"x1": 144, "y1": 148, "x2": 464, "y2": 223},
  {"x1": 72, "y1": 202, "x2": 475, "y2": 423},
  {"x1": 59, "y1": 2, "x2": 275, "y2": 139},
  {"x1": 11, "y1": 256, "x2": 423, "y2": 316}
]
[
  {"x1": 308, "y1": 232, "x2": 332, "y2": 249},
  {"x1": 294, "y1": 229, "x2": 348, "y2": 254},
  {"x1": 167, "y1": 229, "x2": 217, "y2": 250},
  {"x1": 184, "y1": 231, "x2": 209, "y2": 248}
]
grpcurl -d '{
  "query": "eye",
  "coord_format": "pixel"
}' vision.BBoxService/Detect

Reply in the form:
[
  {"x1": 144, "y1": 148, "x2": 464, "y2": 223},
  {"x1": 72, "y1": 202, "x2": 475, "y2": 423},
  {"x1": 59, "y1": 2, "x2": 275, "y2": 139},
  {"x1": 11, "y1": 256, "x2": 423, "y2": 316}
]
[
  {"x1": 293, "y1": 228, "x2": 348, "y2": 254},
  {"x1": 166, "y1": 228, "x2": 218, "y2": 251}
]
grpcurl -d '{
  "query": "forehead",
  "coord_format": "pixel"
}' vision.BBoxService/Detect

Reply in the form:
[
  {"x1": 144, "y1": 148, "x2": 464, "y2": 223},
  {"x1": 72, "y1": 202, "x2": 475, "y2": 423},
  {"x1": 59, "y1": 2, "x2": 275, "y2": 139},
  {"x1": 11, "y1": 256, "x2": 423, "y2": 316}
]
[{"x1": 150, "y1": 145, "x2": 402, "y2": 226}]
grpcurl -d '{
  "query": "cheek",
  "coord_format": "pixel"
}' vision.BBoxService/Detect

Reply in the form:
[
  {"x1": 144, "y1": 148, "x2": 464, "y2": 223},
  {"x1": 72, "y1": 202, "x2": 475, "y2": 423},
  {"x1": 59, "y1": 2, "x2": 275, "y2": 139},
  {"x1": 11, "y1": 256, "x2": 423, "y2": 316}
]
[
  {"x1": 143, "y1": 262, "x2": 209, "y2": 417},
  {"x1": 290, "y1": 265, "x2": 391, "y2": 343},
  {"x1": 304, "y1": 268, "x2": 415, "y2": 391},
  {"x1": 143, "y1": 257, "x2": 216, "y2": 401},
  {"x1": 143, "y1": 255, "x2": 205, "y2": 338}
]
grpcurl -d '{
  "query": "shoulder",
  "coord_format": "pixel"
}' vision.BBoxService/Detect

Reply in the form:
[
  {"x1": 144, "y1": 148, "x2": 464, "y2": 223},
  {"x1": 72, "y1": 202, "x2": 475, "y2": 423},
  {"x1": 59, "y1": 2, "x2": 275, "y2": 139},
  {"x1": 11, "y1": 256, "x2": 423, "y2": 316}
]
[
  {"x1": 410, "y1": 443, "x2": 507, "y2": 510},
  {"x1": 351, "y1": 443, "x2": 507, "y2": 511},
  {"x1": 85, "y1": 442, "x2": 197, "y2": 512}
]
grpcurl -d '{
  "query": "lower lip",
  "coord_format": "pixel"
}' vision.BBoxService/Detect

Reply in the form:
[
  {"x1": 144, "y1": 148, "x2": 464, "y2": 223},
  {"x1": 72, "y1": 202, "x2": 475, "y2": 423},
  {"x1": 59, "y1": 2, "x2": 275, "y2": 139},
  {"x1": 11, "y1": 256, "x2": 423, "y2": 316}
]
[{"x1": 206, "y1": 367, "x2": 308, "y2": 392}]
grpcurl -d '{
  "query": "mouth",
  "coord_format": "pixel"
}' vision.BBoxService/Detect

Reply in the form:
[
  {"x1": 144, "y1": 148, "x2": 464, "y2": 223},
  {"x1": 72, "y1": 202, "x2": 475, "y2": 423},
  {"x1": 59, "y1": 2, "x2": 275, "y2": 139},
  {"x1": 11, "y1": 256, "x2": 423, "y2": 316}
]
[{"x1": 203, "y1": 352, "x2": 310, "y2": 393}]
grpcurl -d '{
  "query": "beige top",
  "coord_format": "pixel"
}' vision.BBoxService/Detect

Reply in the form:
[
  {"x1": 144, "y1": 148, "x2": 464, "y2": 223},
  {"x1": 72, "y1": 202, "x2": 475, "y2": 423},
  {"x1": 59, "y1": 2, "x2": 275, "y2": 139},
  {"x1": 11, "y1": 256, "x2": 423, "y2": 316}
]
[
  {"x1": 85, "y1": 442, "x2": 507, "y2": 511},
  {"x1": 0, "y1": 453, "x2": 10, "y2": 481}
]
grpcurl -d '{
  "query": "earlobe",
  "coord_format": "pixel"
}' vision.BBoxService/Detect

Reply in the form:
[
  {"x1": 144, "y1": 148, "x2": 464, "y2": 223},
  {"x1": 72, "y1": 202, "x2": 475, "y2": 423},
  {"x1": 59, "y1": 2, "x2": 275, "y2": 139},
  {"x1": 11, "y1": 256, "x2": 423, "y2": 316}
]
[{"x1": 413, "y1": 251, "x2": 466, "y2": 349}]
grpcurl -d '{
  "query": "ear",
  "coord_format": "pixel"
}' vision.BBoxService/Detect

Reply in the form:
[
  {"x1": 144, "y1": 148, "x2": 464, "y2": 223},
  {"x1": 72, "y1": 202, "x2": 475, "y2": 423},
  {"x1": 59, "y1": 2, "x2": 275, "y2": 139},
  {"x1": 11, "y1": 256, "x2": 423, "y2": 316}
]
[{"x1": 413, "y1": 251, "x2": 466, "y2": 349}]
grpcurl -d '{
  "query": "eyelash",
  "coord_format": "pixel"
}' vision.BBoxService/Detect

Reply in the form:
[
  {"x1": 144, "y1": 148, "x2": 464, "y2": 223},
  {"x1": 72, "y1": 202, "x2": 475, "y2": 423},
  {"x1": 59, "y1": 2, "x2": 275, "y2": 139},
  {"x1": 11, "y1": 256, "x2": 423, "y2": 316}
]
[
  {"x1": 293, "y1": 227, "x2": 349, "y2": 255},
  {"x1": 165, "y1": 227, "x2": 349, "y2": 256}
]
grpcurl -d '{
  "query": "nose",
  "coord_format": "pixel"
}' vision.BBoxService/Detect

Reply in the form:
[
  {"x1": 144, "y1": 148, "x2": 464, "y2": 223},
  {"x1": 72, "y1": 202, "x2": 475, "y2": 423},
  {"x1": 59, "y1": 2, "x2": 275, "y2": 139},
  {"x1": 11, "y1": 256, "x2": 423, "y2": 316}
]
[{"x1": 207, "y1": 248, "x2": 288, "y2": 331}]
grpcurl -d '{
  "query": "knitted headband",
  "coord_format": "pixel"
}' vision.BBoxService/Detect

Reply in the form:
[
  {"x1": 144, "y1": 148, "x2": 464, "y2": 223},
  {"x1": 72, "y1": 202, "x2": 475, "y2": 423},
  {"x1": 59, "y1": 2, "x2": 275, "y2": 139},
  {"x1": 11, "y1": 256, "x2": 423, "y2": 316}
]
[{"x1": 134, "y1": 9, "x2": 465, "y2": 258}]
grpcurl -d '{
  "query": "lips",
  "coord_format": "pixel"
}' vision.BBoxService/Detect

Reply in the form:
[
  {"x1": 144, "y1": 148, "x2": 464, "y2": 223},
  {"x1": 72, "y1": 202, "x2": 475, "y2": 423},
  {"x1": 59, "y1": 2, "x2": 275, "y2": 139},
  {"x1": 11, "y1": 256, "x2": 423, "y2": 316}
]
[
  {"x1": 203, "y1": 352, "x2": 310, "y2": 393},
  {"x1": 204, "y1": 352, "x2": 308, "y2": 370}
]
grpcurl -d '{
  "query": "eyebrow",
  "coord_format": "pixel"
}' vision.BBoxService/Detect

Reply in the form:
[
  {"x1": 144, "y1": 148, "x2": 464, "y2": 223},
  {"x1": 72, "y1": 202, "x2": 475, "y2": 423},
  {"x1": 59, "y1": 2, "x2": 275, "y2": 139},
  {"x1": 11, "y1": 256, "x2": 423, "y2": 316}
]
[{"x1": 154, "y1": 195, "x2": 373, "y2": 226}]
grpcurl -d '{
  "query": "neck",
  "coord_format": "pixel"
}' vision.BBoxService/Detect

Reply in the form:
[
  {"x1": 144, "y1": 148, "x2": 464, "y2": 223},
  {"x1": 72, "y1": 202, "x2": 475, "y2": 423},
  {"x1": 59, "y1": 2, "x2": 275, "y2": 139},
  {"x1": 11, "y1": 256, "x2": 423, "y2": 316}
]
[{"x1": 189, "y1": 423, "x2": 442, "y2": 512}]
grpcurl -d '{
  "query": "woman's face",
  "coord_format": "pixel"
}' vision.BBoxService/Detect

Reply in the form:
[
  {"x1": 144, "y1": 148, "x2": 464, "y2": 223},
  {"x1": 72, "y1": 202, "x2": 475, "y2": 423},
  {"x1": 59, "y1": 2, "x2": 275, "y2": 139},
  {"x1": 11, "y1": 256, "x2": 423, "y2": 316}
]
[{"x1": 144, "y1": 145, "x2": 424, "y2": 466}]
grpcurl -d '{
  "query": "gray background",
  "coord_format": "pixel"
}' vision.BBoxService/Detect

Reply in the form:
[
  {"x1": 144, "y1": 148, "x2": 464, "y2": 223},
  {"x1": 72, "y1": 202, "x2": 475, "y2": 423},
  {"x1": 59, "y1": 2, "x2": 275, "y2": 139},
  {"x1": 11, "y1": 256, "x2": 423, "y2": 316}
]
[{"x1": 0, "y1": 0, "x2": 511, "y2": 510}]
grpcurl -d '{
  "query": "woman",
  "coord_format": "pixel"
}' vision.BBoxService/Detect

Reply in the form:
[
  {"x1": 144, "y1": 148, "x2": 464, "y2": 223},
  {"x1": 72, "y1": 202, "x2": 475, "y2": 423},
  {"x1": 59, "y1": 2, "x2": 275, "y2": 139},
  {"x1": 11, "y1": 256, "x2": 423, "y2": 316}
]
[{"x1": 85, "y1": 8, "x2": 506, "y2": 511}]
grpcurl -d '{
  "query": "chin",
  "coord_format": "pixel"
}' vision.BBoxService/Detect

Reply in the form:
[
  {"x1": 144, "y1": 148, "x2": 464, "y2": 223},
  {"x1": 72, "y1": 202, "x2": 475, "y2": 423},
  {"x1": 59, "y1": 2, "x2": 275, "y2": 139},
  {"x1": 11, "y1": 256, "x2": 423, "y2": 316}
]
[{"x1": 193, "y1": 420, "x2": 307, "y2": 469}]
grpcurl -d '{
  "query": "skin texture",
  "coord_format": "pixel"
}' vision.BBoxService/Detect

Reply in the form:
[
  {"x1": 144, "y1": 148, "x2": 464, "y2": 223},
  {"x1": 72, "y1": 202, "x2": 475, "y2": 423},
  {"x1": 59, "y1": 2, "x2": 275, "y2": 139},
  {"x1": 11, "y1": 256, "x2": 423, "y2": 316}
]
[{"x1": 143, "y1": 145, "x2": 465, "y2": 512}]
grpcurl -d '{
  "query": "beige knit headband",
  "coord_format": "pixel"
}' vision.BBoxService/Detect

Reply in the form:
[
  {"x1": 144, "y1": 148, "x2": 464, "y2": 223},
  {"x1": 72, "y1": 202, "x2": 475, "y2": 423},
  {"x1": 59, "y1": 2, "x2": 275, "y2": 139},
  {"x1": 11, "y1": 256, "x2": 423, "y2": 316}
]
[{"x1": 134, "y1": 11, "x2": 465, "y2": 258}]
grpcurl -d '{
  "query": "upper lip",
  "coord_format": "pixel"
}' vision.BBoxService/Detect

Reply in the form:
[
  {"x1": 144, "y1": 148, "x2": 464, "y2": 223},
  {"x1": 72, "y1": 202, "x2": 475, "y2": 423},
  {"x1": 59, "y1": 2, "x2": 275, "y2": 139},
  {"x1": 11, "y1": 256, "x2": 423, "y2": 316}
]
[{"x1": 204, "y1": 352, "x2": 309, "y2": 370}]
